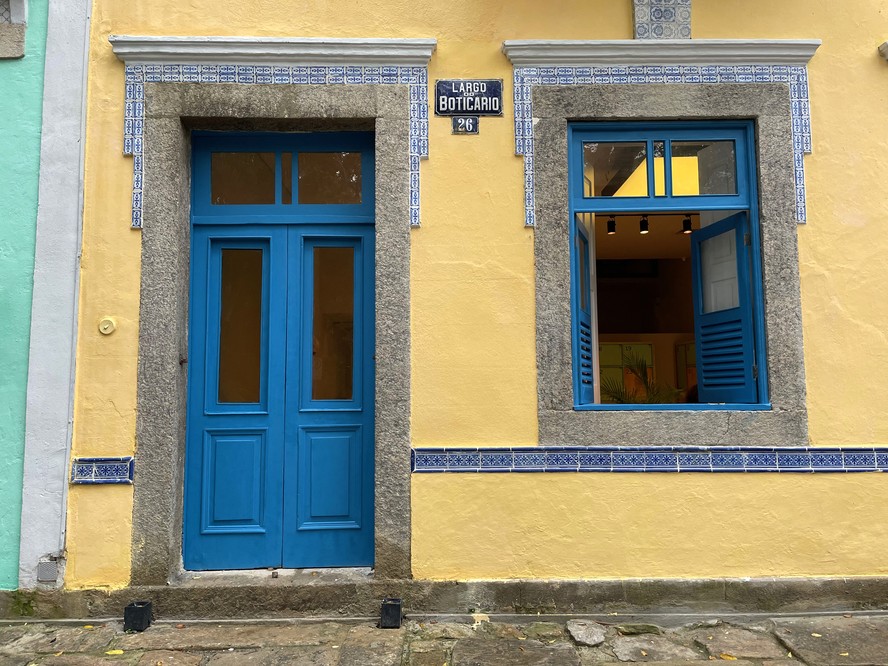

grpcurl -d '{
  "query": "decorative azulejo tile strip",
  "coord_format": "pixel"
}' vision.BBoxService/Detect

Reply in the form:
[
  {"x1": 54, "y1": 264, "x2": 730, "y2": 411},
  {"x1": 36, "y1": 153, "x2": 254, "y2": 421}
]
[
  {"x1": 634, "y1": 0, "x2": 692, "y2": 40},
  {"x1": 512, "y1": 64, "x2": 812, "y2": 226},
  {"x1": 70, "y1": 456, "x2": 135, "y2": 484},
  {"x1": 411, "y1": 447, "x2": 888, "y2": 473},
  {"x1": 123, "y1": 64, "x2": 429, "y2": 229}
]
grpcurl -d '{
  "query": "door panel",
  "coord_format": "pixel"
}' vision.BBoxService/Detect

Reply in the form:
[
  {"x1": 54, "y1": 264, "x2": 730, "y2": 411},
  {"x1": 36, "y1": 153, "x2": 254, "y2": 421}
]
[
  {"x1": 201, "y1": 430, "x2": 267, "y2": 531},
  {"x1": 283, "y1": 230, "x2": 375, "y2": 568},
  {"x1": 184, "y1": 227, "x2": 287, "y2": 570},
  {"x1": 297, "y1": 426, "x2": 363, "y2": 529}
]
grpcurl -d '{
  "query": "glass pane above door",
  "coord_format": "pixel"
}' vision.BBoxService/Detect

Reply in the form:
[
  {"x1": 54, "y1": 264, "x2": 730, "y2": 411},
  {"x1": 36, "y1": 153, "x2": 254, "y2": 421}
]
[
  {"x1": 583, "y1": 142, "x2": 648, "y2": 197},
  {"x1": 211, "y1": 152, "x2": 276, "y2": 205},
  {"x1": 298, "y1": 153, "x2": 362, "y2": 204},
  {"x1": 671, "y1": 141, "x2": 737, "y2": 196}
]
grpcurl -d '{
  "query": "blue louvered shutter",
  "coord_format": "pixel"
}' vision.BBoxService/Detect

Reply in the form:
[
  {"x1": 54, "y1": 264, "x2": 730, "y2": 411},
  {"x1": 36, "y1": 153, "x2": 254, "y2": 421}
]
[
  {"x1": 574, "y1": 224, "x2": 595, "y2": 404},
  {"x1": 690, "y1": 212, "x2": 757, "y2": 404}
]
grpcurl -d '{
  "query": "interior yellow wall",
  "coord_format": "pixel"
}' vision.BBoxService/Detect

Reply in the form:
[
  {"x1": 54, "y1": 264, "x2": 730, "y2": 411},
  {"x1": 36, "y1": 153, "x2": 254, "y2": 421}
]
[{"x1": 69, "y1": 0, "x2": 888, "y2": 587}]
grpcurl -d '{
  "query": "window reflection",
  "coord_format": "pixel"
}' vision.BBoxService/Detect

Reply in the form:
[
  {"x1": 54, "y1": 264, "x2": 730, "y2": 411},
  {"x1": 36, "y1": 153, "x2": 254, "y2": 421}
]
[
  {"x1": 211, "y1": 152, "x2": 276, "y2": 204},
  {"x1": 312, "y1": 247, "x2": 355, "y2": 400},
  {"x1": 298, "y1": 153, "x2": 362, "y2": 204},
  {"x1": 218, "y1": 249, "x2": 263, "y2": 403},
  {"x1": 583, "y1": 142, "x2": 648, "y2": 197},
  {"x1": 671, "y1": 141, "x2": 737, "y2": 196}
]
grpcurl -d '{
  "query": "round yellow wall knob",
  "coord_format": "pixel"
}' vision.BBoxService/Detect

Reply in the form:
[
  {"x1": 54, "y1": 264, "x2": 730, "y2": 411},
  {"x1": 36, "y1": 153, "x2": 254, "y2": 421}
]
[{"x1": 98, "y1": 317, "x2": 117, "y2": 335}]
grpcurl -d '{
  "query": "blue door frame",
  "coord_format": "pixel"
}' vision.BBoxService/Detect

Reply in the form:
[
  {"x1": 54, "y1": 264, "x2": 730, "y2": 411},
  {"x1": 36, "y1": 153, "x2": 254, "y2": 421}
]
[{"x1": 184, "y1": 132, "x2": 375, "y2": 570}]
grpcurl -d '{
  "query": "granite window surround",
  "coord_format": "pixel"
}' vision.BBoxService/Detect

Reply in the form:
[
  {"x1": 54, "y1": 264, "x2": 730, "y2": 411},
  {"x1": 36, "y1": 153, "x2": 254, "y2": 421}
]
[
  {"x1": 502, "y1": 40, "x2": 821, "y2": 226},
  {"x1": 634, "y1": 0, "x2": 692, "y2": 40},
  {"x1": 0, "y1": 0, "x2": 26, "y2": 59},
  {"x1": 412, "y1": 447, "x2": 888, "y2": 473},
  {"x1": 531, "y1": 83, "x2": 808, "y2": 447}
]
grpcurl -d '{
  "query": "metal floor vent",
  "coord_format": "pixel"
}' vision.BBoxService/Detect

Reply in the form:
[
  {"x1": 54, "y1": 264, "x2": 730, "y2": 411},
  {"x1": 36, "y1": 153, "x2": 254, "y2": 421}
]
[{"x1": 36, "y1": 560, "x2": 59, "y2": 584}]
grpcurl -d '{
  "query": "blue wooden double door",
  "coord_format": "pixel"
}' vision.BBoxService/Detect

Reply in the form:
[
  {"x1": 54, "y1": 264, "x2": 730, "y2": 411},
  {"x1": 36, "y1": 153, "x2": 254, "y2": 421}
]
[{"x1": 184, "y1": 133, "x2": 375, "y2": 570}]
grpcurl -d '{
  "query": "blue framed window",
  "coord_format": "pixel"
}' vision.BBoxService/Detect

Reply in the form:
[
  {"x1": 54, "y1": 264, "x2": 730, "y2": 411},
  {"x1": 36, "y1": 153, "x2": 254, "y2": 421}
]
[
  {"x1": 191, "y1": 131, "x2": 375, "y2": 224},
  {"x1": 568, "y1": 122, "x2": 768, "y2": 411}
]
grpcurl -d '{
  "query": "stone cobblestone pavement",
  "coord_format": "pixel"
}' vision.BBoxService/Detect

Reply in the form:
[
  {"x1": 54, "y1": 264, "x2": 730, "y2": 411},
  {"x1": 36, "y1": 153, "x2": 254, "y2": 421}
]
[{"x1": 2, "y1": 613, "x2": 888, "y2": 665}]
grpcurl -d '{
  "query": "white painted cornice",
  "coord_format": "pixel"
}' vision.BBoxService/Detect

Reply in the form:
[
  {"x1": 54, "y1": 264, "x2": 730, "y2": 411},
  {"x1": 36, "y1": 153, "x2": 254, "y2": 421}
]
[
  {"x1": 109, "y1": 36, "x2": 437, "y2": 66},
  {"x1": 879, "y1": 41, "x2": 888, "y2": 61},
  {"x1": 502, "y1": 39, "x2": 821, "y2": 66}
]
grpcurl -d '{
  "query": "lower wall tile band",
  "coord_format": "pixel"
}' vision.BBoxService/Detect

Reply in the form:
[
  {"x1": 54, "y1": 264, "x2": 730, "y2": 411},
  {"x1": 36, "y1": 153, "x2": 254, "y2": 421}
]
[{"x1": 411, "y1": 447, "x2": 888, "y2": 473}]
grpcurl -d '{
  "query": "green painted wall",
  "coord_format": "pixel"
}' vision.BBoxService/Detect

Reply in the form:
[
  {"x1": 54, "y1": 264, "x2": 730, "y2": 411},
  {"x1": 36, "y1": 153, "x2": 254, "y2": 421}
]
[{"x1": 0, "y1": 0, "x2": 49, "y2": 590}]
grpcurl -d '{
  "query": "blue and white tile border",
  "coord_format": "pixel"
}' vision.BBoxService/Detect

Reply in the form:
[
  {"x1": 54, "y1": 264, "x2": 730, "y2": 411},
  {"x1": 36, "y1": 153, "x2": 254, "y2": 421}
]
[
  {"x1": 110, "y1": 37, "x2": 437, "y2": 229},
  {"x1": 634, "y1": 0, "x2": 692, "y2": 40},
  {"x1": 412, "y1": 446, "x2": 888, "y2": 473},
  {"x1": 70, "y1": 456, "x2": 135, "y2": 484},
  {"x1": 502, "y1": 40, "x2": 821, "y2": 227}
]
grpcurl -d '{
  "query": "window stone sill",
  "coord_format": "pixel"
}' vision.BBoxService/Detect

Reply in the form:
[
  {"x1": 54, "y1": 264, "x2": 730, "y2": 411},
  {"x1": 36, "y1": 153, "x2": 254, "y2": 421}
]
[{"x1": 539, "y1": 407, "x2": 808, "y2": 447}]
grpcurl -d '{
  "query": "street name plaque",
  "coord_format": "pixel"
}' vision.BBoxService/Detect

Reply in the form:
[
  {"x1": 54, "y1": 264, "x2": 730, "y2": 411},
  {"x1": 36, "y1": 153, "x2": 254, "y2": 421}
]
[{"x1": 435, "y1": 79, "x2": 503, "y2": 116}]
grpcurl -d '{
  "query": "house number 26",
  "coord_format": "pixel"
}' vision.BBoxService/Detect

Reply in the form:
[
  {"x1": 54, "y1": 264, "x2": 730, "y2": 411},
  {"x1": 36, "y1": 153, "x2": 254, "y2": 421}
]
[{"x1": 452, "y1": 116, "x2": 480, "y2": 135}]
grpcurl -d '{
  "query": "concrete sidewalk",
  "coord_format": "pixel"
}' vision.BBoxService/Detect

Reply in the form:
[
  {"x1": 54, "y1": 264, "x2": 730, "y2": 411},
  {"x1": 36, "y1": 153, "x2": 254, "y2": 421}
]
[{"x1": 2, "y1": 613, "x2": 888, "y2": 665}]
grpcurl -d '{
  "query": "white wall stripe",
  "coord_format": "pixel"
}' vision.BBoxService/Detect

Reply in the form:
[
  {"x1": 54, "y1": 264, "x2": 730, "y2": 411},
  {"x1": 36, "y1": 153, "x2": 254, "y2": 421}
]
[{"x1": 19, "y1": 0, "x2": 91, "y2": 588}]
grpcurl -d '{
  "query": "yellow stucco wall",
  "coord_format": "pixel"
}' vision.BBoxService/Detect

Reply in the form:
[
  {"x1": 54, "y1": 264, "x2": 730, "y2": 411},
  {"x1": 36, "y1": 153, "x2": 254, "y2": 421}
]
[
  {"x1": 68, "y1": 0, "x2": 888, "y2": 587},
  {"x1": 413, "y1": 473, "x2": 888, "y2": 579}
]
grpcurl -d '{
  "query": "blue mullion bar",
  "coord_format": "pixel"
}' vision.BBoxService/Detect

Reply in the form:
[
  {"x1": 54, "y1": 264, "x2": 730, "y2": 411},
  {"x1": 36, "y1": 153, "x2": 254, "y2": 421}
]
[
  {"x1": 664, "y1": 138, "x2": 673, "y2": 198},
  {"x1": 275, "y1": 152, "x2": 282, "y2": 205},
  {"x1": 570, "y1": 195, "x2": 748, "y2": 215},
  {"x1": 192, "y1": 214, "x2": 375, "y2": 226},
  {"x1": 645, "y1": 139, "x2": 655, "y2": 199}
]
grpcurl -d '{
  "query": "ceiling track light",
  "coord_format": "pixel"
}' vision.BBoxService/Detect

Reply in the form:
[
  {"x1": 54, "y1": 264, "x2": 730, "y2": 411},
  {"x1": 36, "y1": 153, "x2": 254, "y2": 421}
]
[
  {"x1": 607, "y1": 216, "x2": 616, "y2": 235},
  {"x1": 639, "y1": 215, "x2": 649, "y2": 235},
  {"x1": 682, "y1": 214, "x2": 693, "y2": 234}
]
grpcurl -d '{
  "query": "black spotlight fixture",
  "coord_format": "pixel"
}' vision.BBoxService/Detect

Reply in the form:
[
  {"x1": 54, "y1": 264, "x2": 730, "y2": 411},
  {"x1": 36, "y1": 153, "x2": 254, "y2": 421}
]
[
  {"x1": 682, "y1": 214, "x2": 693, "y2": 234},
  {"x1": 379, "y1": 597, "x2": 403, "y2": 629},
  {"x1": 607, "y1": 216, "x2": 616, "y2": 235},
  {"x1": 639, "y1": 215, "x2": 650, "y2": 235},
  {"x1": 123, "y1": 601, "x2": 153, "y2": 632}
]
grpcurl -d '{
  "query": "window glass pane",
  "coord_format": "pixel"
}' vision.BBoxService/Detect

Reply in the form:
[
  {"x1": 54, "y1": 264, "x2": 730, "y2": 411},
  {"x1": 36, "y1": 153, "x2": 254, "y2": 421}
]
[
  {"x1": 218, "y1": 249, "x2": 263, "y2": 403},
  {"x1": 312, "y1": 247, "x2": 355, "y2": 400},
  {"x1": 298, "y1": 152, "x2": 362, "y2": 204},
  {"x1": 700, "y1": 229, "x2": 739, "y2": 313},
  {"x1": 575, "y1": 213, "x2": 593, "y2": 313},
  {"x1": 211, "y1": 152, "x2": 276, "y2": 204},
  {"x1": 583, "y1": 142, "x2": 648, "y2": 197},
  {"x1": 598, "y1": 343, "x2": 655, "y2": 404},
  {"x1": 281, "y1": 153, "x2": 292, "y2": 205},
  {"x1": 671, "y1": 141, "x2": 737, "y2": 196},
  {"x1": 653, "y1": 141, "x2": 666, "y2": 196},
  {"x1": 577, "y1": 234, "x2": 589, "y2": 310}
]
